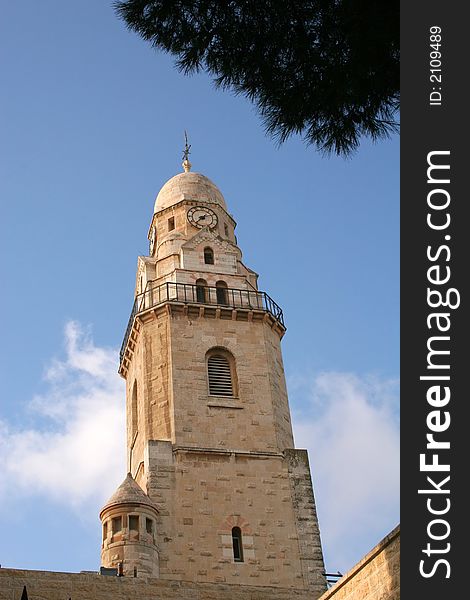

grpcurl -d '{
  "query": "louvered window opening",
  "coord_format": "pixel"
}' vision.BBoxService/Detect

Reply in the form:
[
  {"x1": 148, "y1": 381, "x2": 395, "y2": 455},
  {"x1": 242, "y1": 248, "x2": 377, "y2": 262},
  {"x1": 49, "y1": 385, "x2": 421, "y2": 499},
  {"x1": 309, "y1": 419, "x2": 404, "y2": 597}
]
[{"x1": 208, "y1": 355, "x2": 233, "y2": 397}]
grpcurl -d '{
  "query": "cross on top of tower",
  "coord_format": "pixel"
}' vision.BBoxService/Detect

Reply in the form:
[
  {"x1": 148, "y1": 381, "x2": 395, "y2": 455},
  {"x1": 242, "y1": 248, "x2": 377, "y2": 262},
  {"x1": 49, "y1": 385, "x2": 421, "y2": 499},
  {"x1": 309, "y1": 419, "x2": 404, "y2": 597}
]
[{"x1": 182, "y1": 130, "x2": 192, "y2": 172}]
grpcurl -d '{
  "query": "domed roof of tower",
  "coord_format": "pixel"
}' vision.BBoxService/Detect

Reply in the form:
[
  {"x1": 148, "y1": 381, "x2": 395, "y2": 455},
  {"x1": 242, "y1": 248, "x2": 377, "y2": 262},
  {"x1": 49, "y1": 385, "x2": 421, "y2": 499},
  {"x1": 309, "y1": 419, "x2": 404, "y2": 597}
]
[
  {"x1": 100, "y1": 473, "x2": 158, "y2": 516},
  {"x1": 154, "y1": 168, "x2": 227, "y2": 213}
]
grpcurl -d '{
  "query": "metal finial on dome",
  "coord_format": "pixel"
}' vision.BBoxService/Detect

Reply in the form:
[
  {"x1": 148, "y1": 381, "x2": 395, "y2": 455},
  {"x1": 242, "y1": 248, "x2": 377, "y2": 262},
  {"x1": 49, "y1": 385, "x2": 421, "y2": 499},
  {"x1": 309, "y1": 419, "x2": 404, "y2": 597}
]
[{"x1": 182, "y1": 130, "x2": 192, "y2": 172}]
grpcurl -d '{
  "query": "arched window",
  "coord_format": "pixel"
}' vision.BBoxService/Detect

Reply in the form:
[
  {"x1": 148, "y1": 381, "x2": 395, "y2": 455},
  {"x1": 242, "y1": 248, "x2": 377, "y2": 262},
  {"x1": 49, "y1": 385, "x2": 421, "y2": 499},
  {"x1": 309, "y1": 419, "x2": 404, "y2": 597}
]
[
  {"x1": 232, "y1": 527, "x2": 244, "y2": 562},
  {"x1": 131, "y1": 380, "x2": 138, "y2": 437},
  {"x1": 216, "y1": 280, "x2": 228, "y2": 305},
  {"x1": 196, "y1": 278, "x2": 207, "y2": 303},
  {"x1": 204, "y1": 247, "x2": 214, "y2": 265},
  {"x1": 207, "y1": 349, "x2": 236, "y2": 397}
]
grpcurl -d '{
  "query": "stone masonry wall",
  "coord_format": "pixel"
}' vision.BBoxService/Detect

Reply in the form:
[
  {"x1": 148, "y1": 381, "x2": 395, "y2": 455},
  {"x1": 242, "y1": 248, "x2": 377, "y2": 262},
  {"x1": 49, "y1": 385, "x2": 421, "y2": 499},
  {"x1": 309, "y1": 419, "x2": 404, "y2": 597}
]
[
  {"x1": 127, "y1": 308, "x2": 174, "y2": 477},
  {"x1": 127, "y1": 306, "x2": 293, "y2": 472},
  {"x1": 168, "y1": 312, "x2": 293, "y2": 452},
  {"x1": 318, "y1": 526, "x2": 400, "y2": 600},
  {"x1": 145, "y1": 441, "x2": 326, "y2": 594},
  {"x1": 0, "y1": 569, "x2": 315, "y2": 600},
  {"x1": 285, "y1": 449, "x2": 326, "y2": 596},
  {"x1": 263, "y1": 324, "x2": 295, "y2": 452}
]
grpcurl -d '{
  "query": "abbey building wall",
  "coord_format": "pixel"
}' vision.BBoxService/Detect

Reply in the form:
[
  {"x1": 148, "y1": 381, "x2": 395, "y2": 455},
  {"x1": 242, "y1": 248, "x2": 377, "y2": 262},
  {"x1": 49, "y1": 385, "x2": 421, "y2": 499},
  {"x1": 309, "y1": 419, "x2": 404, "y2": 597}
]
[
  {"x1": 0, "y1": 568, "x2": 316, "y2": 600},
  {"x1": 318, "y1": 526, "x2": 400, "y2": 600}
]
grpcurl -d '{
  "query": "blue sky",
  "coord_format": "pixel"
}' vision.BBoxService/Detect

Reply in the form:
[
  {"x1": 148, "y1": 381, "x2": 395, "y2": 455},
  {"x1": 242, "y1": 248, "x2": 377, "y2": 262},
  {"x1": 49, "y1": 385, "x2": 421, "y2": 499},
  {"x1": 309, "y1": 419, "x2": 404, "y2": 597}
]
[{"x1": 0, "y1": 1, "x2": 399, "y2": 578}]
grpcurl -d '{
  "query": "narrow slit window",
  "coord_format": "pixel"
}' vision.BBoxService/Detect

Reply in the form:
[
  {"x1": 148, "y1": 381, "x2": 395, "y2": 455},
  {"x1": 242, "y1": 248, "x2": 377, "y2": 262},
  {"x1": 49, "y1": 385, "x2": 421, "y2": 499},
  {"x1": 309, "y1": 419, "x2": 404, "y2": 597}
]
[
  {"x1": 232, "y1": 527, "x2": 244, "y2": 562},
  {"x1": 204, "y1": 247, "x2": 214, "y2": 265},
  {"x1": 146, "y1": 518, "x2": 153, "y2": 534},
  {"x1": 224, "y1": 223, "x2": 229, "y2": 237},
  {"x1": 131, "y1": 380, "x2": 138, "y2": 438},
  {"x1": 168, "y1": 216, "x2": 175, "y2": 231},
  {"x1": 103, "y1": 521, "x2": 108, "y2": 541},
  {"x1": 208, "y1": 354, "x2": 233, "y2": 397}
]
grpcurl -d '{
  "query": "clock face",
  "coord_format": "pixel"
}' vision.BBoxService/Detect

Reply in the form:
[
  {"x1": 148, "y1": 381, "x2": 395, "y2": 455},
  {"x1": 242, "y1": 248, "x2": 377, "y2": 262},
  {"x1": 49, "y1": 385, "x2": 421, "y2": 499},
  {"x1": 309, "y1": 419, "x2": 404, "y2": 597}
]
[{"x1": 187, "y1": 206, "x2": 218, "y2": 229}]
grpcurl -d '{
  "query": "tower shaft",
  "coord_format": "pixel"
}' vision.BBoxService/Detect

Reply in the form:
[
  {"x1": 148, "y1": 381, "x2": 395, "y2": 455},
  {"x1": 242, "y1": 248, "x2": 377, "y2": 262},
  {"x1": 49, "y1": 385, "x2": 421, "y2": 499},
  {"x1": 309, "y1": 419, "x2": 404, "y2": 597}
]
[{"x1": 107, "y1": 165, "x2": 326, "y2": 595}]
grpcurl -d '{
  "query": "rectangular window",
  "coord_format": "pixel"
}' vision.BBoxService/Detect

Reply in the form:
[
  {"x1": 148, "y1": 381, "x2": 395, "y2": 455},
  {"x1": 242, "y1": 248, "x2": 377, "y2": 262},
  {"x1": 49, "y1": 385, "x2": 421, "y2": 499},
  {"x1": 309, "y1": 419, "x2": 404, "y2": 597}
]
[
  {"x1": 146, "y1": 518, "x2": 153, "y2": 534},
  {"x1": 168, "y1": 216, "x2": 175, "y2": 231},
  {"x1": 129, "y1": 515, "x2": 139, "y2": 531},
  {"x1": 103, "y1": 522, "x2": 108, "y2": 541},
  {"x1": 224, "y1": 223, "x2": 229, "y2": 237},
  {"x1": 112, "y1": 516, "x2": 122, "y2": 534}
]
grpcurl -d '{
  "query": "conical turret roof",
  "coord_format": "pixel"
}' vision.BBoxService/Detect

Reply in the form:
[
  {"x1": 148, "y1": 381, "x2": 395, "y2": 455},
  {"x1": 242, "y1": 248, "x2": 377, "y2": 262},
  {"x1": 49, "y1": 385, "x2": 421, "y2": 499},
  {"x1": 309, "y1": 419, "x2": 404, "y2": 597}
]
[{"x1": 100, "y1": 473, "x2": 158, "y2": 517}]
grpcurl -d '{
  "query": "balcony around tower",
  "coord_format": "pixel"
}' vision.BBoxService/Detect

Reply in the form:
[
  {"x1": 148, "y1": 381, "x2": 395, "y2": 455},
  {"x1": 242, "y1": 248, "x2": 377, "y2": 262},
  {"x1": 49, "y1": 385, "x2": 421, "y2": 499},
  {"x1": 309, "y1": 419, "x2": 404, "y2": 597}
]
[{"x1": 119, "y1": 281, "x2": 285, "y2": 376}]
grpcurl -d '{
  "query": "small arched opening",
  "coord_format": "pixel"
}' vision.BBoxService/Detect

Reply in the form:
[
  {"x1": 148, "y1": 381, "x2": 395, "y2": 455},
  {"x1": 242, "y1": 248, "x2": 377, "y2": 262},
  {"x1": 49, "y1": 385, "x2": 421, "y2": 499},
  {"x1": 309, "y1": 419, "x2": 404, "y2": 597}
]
[
  {"x1": 215, "y1": 280, "x2": 228, "y2": 305},
  {"x1": 204, "y1": 247, "x2": 214, "y2": 265},
  {"x1": 196, "y1": 278, "x2": 207, "y2": 303},
  {"x1": 232, "y1": 526, "x2": 244, "y2": 562}
]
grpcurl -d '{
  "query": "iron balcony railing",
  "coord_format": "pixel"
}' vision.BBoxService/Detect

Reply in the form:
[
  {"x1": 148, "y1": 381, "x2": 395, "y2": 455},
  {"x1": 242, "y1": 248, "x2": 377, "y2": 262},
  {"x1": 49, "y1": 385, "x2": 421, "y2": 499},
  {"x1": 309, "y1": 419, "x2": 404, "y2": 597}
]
[{"x1": 120, "y1": 281, "x2": 284, "y2": 363}]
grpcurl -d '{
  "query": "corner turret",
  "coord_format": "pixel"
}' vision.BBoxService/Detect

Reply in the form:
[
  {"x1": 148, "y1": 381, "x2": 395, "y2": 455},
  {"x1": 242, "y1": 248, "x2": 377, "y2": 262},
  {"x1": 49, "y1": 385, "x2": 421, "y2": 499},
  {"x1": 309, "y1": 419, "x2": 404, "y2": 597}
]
[{"x1": 100, "y1": 473, "x2": 159, "y2": 577}]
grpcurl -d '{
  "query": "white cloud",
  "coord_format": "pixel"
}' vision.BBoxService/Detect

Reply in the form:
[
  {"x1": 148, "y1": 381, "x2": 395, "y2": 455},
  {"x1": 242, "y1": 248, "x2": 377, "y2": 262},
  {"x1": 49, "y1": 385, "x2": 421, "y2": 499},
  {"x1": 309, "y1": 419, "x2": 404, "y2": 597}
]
[
  {"x1": 0, "y1": 321, "x2": 126, "y2": 512},
  {"x1": 290, "y1": 371, "x2": 400, "y2": 574}
]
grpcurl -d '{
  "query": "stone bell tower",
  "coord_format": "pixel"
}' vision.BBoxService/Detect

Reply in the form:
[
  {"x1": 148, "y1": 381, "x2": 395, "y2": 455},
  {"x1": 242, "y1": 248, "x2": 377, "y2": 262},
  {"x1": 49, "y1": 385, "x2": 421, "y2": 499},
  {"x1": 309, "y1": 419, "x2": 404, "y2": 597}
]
[{"x1": 102, "y1": 149, "x2": 326, "y2": 596}]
